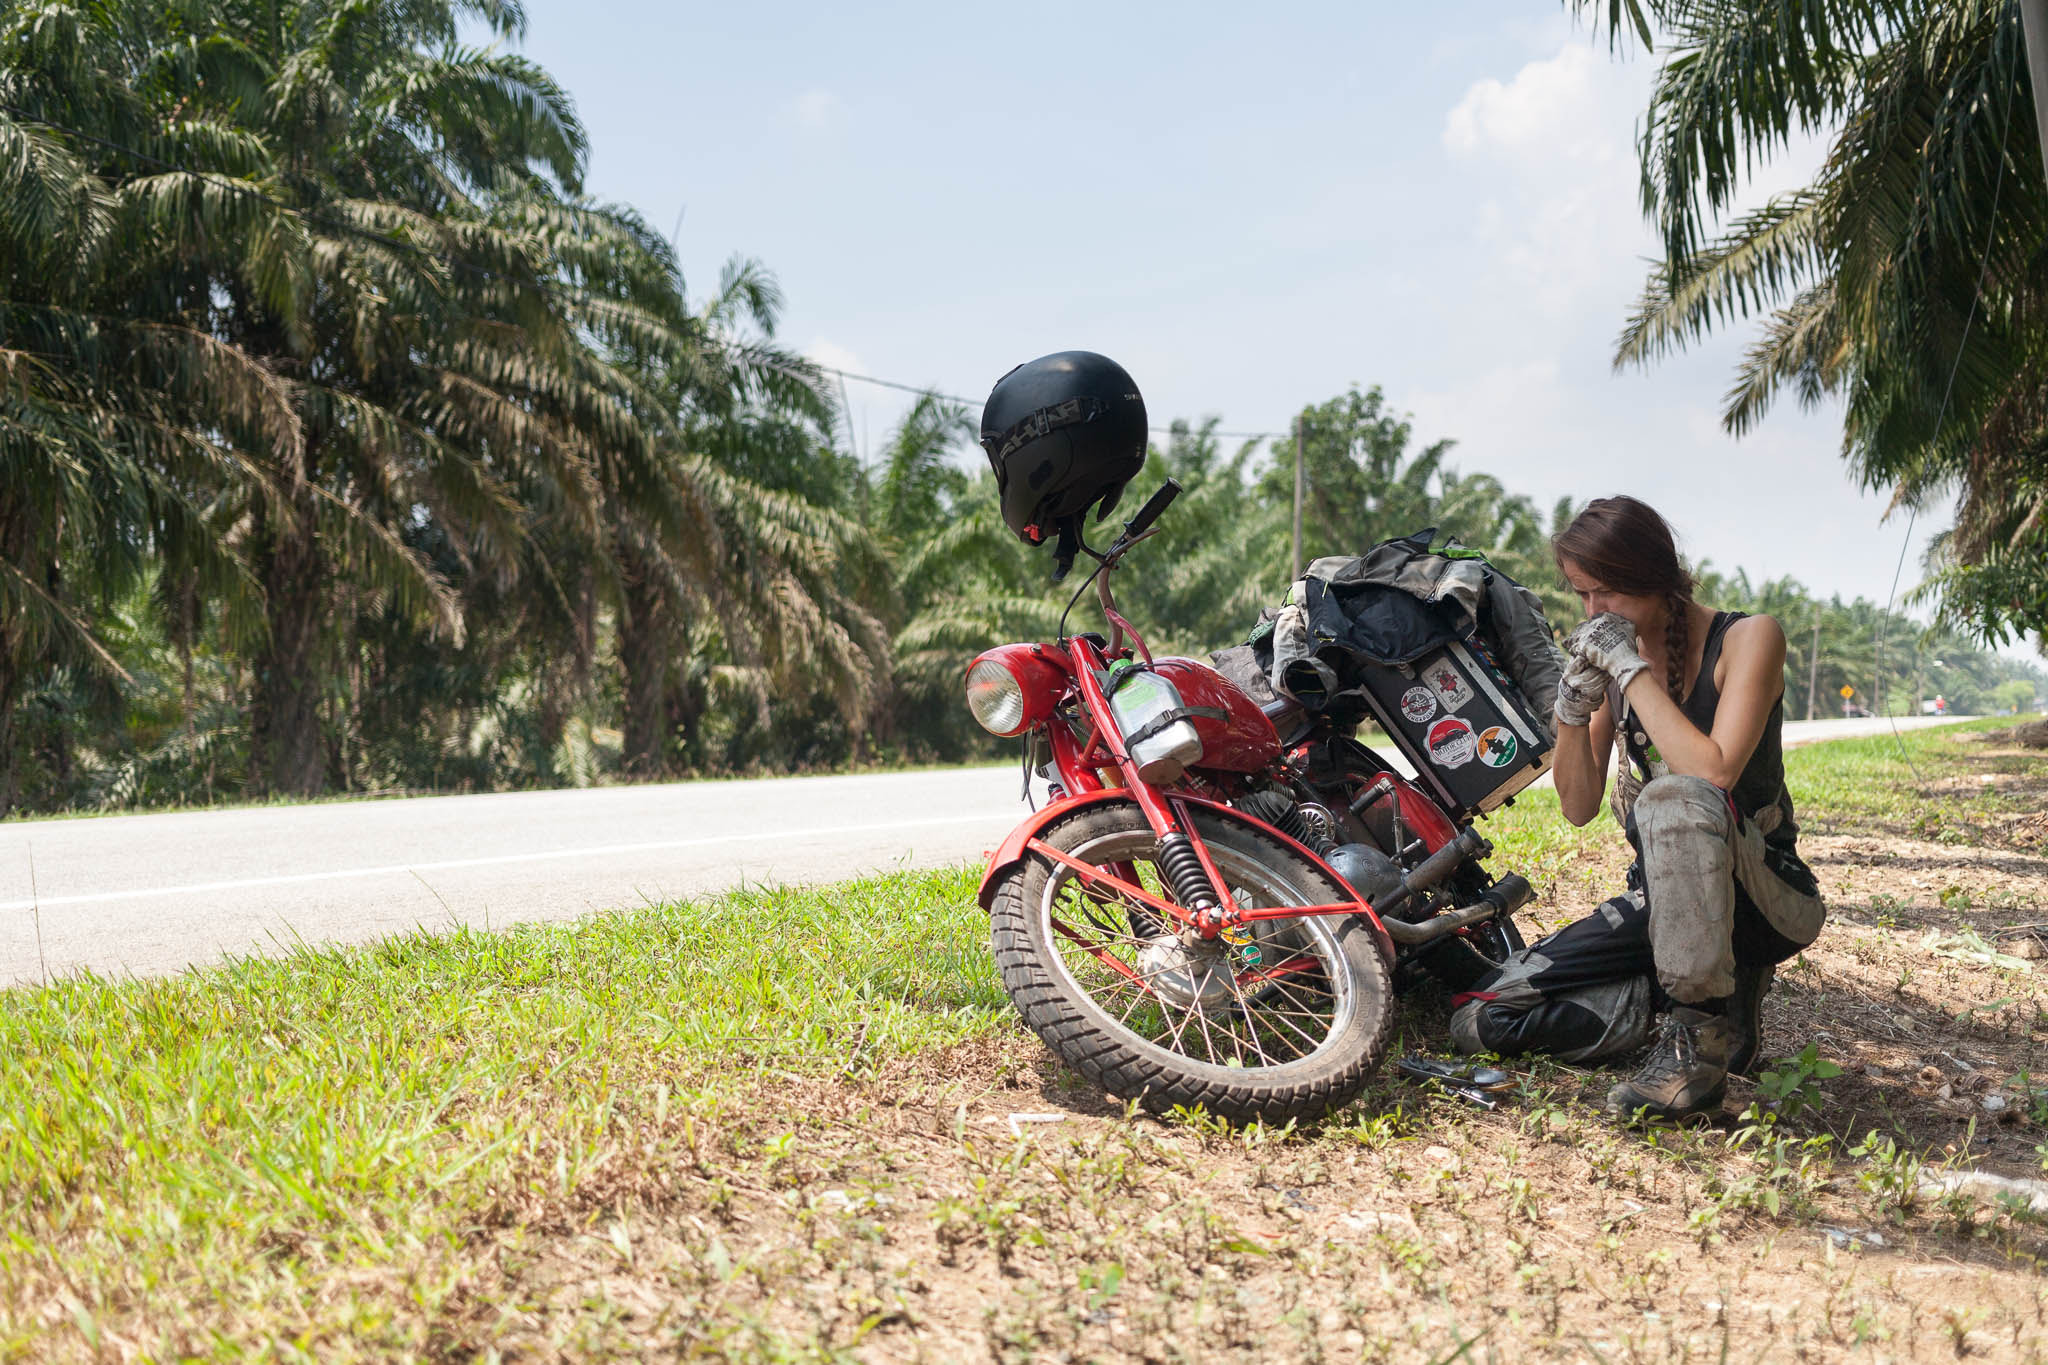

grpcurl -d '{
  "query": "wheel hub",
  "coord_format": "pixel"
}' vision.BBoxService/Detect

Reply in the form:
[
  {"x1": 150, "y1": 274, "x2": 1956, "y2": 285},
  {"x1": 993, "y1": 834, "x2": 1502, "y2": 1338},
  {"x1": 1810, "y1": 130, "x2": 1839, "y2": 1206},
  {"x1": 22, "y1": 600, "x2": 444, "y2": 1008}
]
[{"x1": 1136, "y1": 934, "x2": 1236, "y2": 1008}]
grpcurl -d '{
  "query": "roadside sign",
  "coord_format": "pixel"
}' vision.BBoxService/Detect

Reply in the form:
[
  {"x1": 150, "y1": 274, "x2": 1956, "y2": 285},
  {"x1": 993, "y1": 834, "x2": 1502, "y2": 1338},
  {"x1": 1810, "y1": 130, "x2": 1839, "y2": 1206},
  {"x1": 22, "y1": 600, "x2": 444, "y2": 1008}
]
[{"x1": 1839, "y1": 685, "x2": 1855, "y2": 698}]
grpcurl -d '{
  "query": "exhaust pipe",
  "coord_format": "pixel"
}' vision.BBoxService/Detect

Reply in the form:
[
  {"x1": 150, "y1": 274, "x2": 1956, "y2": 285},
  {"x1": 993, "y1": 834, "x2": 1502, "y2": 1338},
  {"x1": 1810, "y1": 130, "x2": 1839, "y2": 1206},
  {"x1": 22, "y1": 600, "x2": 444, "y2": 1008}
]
[
  {"x1": 1380, "y1": 873, "x2": 1534, "y2": 946},
  {"x1": 1363, "y1": 827, "x2": 1490, "y2": 922}
]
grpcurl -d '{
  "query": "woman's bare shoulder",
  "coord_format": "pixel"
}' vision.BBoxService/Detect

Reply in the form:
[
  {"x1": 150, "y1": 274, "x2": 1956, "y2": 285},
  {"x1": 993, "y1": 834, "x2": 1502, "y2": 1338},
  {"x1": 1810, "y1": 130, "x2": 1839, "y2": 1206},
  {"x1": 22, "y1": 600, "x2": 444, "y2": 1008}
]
[{"x1": 1722, "y1": 612, "x2": 1788, "y2": 664}]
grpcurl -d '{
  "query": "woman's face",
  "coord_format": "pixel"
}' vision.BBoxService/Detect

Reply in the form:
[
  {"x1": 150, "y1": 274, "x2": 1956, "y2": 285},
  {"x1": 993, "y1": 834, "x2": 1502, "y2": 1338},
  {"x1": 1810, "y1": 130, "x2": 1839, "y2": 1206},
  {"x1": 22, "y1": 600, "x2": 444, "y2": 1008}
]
[{"x1": 1559, "y1": 558, "x2": 1664, "y2": 637}]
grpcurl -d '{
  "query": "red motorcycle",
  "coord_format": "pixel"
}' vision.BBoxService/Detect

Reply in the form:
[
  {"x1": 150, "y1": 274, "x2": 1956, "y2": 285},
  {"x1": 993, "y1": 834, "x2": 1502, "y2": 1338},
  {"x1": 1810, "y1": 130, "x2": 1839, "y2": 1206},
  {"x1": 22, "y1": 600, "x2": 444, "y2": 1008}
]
[{"x1": 968, "y1": 481, "x2": 1533, "y2": 1124}]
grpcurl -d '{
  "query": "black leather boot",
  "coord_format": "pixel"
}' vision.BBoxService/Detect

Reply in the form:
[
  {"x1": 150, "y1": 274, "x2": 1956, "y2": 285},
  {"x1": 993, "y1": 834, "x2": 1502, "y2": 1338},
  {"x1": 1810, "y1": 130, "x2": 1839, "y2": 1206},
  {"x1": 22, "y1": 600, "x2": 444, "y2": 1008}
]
[
  {"x1": 1606, "y1": 1005, "x2": 1733, "y2": 1124},
  {"x1": 1726, "y1": 962, "x2": 1775, "y2": 1077}
]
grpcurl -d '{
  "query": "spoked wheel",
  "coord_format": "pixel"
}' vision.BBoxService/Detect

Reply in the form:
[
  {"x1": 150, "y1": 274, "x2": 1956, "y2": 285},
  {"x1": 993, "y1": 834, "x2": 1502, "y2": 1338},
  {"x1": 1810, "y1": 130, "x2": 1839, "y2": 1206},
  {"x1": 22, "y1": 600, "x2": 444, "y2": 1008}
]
[{"x1": 989, "y1": 799, "x2": 1393, "y2": 1124}]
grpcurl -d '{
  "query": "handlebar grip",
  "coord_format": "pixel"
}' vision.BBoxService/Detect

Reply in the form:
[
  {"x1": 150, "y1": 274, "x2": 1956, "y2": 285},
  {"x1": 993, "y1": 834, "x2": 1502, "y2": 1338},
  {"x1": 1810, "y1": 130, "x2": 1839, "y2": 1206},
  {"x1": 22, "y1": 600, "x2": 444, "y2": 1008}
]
[{"x1": 1121, "y1": 480, "x2": 1181, "y2": 541}]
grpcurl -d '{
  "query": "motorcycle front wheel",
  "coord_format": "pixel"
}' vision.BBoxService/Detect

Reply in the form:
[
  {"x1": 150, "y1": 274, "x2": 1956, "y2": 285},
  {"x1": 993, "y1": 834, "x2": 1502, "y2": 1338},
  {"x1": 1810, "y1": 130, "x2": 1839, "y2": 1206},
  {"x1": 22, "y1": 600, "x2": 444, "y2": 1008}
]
[{"x1": 988, "y1": 799, "x2": 1393, "y2": 1125}]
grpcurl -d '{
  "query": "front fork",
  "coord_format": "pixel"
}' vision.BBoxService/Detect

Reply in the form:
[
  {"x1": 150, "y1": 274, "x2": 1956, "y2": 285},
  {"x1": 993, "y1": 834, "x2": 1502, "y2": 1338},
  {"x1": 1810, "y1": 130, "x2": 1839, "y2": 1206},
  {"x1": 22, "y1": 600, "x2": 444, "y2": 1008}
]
[{"x1": 1057, "y1": 638, "x2": 1245, "y2": 937}]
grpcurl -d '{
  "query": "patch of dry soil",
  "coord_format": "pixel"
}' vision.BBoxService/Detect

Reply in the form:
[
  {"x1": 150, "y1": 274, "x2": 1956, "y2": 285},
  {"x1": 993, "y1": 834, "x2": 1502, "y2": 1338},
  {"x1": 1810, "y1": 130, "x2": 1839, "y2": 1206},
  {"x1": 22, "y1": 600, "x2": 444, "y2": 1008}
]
[{"x1": 442, "y1": 747, "x2": 2048, "y2": 1361}]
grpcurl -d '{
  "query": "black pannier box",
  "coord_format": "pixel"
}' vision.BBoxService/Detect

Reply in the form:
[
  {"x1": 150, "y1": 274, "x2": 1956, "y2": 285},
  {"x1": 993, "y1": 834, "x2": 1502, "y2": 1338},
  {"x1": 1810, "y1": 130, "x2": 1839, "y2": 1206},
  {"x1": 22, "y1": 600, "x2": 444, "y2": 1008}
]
[
  {"x1": 1213, "y1": 536, "x2": 1561, "y2": 820},
  {"x1": 1352, "y1": 637, "x2": 1553, "y2": 820}
]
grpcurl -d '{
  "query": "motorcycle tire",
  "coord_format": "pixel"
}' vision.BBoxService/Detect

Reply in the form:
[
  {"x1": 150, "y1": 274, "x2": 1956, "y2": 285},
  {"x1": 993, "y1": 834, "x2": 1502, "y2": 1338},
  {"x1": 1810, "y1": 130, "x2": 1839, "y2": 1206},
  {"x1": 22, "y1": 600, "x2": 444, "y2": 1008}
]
[{"x1": 989, "y1": 798, "x2": 1394, "y2": 1125}]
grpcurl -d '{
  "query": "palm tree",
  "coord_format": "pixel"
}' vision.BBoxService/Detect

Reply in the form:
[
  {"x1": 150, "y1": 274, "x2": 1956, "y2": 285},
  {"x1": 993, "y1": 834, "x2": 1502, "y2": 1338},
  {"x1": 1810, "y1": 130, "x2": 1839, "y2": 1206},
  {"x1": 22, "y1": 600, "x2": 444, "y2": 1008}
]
[
  {"x1": 1603, "y1": 0, "x2": 2047, "y2": 646},
  {"x1": 608, "y1": 259, "x2": 890, "y2": 775},
  {"x1": 867, "y1": 399, "x2": 1063, "y2": 752},
  {"x1": 0, "y1": 10, "x2": 290, "y2": 811},
  {"x1": 48, "y1": 0, "x2": 711, "y2": 796},
  {"x1": 1433, "y1": 474, "x2": 1578, "y2": 629},
  {"x1": 1118, "y1": 420, "x2": 1285, "y2": 654}
]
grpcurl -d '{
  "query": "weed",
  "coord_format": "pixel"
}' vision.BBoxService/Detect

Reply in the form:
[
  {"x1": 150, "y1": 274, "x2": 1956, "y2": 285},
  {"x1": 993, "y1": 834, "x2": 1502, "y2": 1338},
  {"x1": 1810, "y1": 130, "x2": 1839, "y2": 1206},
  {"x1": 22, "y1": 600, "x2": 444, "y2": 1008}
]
[
  {"x1": 1077, "y1": 1260, "x2": 1125, "y2": 1313},
  {"x1": 1341, "y1": 1107, "x2": 1415, "y2": 1150},
  {"x1": 1165, "y1": 1103, "x2": 1232, "y2": 1138},
  {"x1": 1941, "y1": 1307, "x2": 1986, "y2": 1353},
  {"x1": 1235, "y1": 1115, "x2": 1301, "y2": 1149},
  {"x1": 1750, "y1": 1044, "x2": 1843, "y2": 1122},
  {"x1": 1504, "y1": 1175, "x2": 1542, "y2": 1224},
  {"x1": 1848, "y1": 1132, "x2": 1926, "y2": 1217},
  {"x1": 1692, "y1": 1128, "x2": 1833, "y2": 1242}
]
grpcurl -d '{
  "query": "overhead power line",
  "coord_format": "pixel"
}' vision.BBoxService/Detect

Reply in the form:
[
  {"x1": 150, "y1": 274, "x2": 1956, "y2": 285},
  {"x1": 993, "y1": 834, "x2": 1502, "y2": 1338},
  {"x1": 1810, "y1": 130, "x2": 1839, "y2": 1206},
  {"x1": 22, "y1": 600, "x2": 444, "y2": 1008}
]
[
  {"x1": 3, "y1": 104, "x2": 1292, "y2": 444},
  {"x1": 807, "y1": 362, "x2": 1286, "y2": 441},
  {"x1": 1871, "y1": 72, "x2": 2019, "y2": 774}
]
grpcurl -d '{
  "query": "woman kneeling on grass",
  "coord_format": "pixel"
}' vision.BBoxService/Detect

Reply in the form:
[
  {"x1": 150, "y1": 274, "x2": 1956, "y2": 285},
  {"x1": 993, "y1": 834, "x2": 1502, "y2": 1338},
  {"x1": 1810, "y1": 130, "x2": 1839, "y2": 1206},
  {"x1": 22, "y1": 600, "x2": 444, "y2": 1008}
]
[{"x1": 1449, "y1": 495, "x2": 1826, "y2": 1122}]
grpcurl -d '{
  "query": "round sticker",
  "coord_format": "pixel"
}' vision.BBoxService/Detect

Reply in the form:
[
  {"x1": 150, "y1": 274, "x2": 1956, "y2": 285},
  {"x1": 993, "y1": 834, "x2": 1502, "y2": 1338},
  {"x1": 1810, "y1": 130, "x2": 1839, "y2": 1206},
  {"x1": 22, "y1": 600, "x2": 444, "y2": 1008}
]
[
  {"x1": 1426, "y1": 717, "x2": 1477, "y2": 768},
  {"x1": 1478, "y1": 725, "x2": 1518, "y2": 768},
  {"x1": 1399, "y1": 686, "x2": 1438, "y2": 724}
]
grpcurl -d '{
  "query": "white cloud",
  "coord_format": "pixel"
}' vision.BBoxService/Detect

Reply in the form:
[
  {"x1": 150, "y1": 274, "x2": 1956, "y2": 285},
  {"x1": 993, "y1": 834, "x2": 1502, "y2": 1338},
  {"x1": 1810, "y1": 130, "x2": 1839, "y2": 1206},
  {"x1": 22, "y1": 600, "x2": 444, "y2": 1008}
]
[
  {"x1": 789, "y1": 88, "x2": 839, "y2": 131},
  {"x1": 1442, "y1": 44, "x2": 1624, "y2": 163},
  {"x1": 1403, "y1": 359, "x2": 1568, "y2": 474},
  {"x1": 1439, "y1": 43, "x2": 1655, "y2": 311}
]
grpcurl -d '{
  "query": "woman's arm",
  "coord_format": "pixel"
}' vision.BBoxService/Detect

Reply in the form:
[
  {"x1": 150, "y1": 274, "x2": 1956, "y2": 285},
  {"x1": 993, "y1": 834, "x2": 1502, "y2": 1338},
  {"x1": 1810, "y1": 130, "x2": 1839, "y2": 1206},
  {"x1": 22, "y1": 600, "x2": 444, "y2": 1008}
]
[
  {"x1": 1618, "y1": 615, "x2": 1787, "y2": 790},
  {"x1": 1553, "y1": 696, "x2": 1615, "y2": 827}
]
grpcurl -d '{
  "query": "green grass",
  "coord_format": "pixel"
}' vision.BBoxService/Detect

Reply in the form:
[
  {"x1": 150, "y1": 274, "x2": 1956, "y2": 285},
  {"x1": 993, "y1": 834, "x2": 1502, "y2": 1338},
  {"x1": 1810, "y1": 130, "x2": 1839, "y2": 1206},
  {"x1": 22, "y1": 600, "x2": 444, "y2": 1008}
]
[
  {"x1": 0, "y1": 867, "x2": 1005, "y2": 1356},
  {"x1": 1784, "y1": 715, "x2": 2030, "y2": 838},
  {"x1": 1475, "y1": 715, "x2": 2028, "y2": 882}
]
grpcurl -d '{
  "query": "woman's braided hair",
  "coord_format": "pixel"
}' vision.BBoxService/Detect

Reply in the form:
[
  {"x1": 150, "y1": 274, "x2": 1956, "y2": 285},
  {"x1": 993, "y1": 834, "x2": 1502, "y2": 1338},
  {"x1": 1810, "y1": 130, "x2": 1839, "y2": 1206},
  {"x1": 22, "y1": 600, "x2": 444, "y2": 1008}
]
[
  {"x1": 1552, "y1": 496, "x2": 1696, "y2": 700},
  {"x1": 1662, "y1": 590, "x2": 1690, "y2": 703}
]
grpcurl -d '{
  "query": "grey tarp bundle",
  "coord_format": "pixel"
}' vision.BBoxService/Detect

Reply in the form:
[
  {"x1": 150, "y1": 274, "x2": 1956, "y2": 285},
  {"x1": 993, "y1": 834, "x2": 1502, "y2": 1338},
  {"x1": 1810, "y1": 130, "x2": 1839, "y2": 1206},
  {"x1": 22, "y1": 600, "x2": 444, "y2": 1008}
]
[{"x1": 1212, "y1": 528, "x2": 1564, "y2": 733}]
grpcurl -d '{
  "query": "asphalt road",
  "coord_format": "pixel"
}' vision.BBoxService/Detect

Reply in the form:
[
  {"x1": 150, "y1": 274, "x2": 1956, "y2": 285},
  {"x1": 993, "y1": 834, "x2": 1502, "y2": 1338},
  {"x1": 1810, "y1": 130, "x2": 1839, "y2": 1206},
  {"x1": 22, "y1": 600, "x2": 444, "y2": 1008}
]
[{"x1": 0, "y1": 714, "x2": 1976, "y2": 986}]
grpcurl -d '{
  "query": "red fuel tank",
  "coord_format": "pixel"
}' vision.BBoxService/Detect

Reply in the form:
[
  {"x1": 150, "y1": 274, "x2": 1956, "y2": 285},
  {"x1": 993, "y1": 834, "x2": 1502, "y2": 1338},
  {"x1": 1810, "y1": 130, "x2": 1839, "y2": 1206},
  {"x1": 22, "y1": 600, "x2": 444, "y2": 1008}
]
[{"x1": 1152, "y1": 656, "x2": 1281, "y2": 774}]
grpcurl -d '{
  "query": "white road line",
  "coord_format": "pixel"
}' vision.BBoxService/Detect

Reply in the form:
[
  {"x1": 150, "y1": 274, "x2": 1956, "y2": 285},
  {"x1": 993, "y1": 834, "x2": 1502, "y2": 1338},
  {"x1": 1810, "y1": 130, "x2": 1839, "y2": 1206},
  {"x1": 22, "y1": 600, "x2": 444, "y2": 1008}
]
[{"x1": 0, "y1": 810, "x2": 1017, "y2": 912}]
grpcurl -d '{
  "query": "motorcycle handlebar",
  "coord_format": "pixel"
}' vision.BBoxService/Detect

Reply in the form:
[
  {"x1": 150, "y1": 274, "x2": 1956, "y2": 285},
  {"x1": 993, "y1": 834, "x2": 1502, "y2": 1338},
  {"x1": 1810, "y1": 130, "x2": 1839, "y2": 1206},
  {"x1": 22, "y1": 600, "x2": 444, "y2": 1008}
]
[{"x1": 1119, "y1": 480, "x2": 1180, "y2": 543}]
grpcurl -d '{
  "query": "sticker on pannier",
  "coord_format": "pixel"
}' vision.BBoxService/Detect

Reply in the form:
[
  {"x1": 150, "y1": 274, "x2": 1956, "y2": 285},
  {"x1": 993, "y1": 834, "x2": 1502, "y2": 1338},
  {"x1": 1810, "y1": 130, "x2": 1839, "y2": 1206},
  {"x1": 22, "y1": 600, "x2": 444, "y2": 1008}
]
[
  {"x1": 1426, "y1": 661, "x2": 1473, "y2": 712},
  {"x1": 1478, "y1": 725, "x2": 1518, "y2": 768},
  {"x1": 1400, "y1": 686, "x2": 1438, "y2": 724},
  {"x1": 1427, "y1": 717, "x2": 1477, "y2": 768}
]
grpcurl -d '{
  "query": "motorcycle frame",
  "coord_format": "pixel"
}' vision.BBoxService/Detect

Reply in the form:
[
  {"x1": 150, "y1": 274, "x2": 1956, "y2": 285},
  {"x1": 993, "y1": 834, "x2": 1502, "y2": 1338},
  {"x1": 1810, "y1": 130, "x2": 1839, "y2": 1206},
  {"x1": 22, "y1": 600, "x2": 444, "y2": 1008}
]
[{"x1": 979, "y1": 545, "x2": 1394, "y2": 959}]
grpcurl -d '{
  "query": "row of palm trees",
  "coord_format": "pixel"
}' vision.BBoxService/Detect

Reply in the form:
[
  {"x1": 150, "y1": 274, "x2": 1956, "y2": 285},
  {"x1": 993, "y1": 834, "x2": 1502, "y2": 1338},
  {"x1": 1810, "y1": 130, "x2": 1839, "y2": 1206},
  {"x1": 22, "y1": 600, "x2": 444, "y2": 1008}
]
[
  {"x1": 7, "y1": 0, "x2": 2041, "y2": 814},
  {"x1": 1, "y1": 0, "x2": 886, "y2": 809}
]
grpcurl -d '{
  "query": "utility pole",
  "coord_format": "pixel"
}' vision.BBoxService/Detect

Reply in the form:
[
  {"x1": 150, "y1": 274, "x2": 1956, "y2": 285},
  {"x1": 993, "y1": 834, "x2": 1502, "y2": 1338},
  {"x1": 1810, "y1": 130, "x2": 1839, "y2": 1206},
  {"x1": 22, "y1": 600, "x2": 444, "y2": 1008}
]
[
  {"x1": 1291, "y1": 413, "x2": 1306, "y2": 580},
  {"x1": 2022, "y1": 0, "x2": 2048, "y2": 183},
  {"x1": 1286, "y1": 411, "x2": 1302, "y2": 581},
  {"x1": 1806, "y1": 615, "x2": 1821, "y2": 720}
]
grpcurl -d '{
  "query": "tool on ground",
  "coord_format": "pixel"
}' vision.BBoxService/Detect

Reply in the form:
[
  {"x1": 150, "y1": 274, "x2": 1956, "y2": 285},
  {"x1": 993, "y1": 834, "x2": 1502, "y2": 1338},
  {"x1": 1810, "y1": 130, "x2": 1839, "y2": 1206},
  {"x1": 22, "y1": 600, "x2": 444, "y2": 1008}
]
[{"x1": 1395, "y1": 1054, "x2": 1519, "y2": 1108}]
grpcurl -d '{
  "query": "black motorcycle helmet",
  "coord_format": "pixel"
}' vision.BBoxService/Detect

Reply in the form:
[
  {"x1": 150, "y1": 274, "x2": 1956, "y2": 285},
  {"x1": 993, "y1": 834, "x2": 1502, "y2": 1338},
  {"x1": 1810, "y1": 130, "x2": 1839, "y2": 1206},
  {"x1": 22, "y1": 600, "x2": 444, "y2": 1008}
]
[{"x1": 979, "y1": 351, "x2": 1149, "y2": 564}]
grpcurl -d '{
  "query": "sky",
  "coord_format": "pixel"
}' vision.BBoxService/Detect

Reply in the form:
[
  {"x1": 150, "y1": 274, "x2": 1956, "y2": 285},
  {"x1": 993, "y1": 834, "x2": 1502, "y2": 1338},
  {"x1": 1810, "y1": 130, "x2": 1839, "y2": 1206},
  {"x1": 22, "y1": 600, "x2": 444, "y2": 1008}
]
[{"x1": 507, "y1": 1, "x2": 1958, "y2": 617}]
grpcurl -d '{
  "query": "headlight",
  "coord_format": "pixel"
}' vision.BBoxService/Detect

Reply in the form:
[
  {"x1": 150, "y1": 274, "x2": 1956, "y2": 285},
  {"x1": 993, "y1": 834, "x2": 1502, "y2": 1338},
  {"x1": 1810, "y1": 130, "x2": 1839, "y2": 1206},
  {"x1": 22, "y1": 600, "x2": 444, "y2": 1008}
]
[{"x1": 965, "y1": 657, "x2": 1029, "y2": 736}]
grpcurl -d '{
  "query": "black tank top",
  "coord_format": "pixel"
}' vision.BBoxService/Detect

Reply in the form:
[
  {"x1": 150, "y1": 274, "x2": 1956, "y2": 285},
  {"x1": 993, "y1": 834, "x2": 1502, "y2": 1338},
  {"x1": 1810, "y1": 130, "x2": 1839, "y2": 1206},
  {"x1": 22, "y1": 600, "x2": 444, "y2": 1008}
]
[{"x1": 1619, "y1": 610, "x2": 1800, "y2": 855}]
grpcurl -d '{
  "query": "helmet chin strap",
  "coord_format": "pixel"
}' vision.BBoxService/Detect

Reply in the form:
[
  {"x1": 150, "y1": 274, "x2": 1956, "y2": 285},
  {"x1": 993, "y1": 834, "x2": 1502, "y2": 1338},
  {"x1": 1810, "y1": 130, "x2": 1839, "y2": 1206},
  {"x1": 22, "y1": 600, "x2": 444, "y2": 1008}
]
[{"x1": 1049, "y1": 517, "x2": 1083, "y2": 583}]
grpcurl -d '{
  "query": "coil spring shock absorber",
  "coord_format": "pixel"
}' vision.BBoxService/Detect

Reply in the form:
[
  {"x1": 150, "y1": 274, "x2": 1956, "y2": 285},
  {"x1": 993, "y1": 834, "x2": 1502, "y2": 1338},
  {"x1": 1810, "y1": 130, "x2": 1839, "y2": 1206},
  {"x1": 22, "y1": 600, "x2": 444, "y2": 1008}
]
[{"x1": 1154, "y1": 831, "x2": 1219, "y2": 917}]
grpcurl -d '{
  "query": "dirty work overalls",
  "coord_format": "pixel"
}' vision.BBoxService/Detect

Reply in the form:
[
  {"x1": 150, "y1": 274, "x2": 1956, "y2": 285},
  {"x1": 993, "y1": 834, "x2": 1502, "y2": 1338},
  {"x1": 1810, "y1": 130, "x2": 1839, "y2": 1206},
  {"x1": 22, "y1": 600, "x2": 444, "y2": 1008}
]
[{"x1": 1449, "y1": 611, "x2": 1827, "y2": 1063}]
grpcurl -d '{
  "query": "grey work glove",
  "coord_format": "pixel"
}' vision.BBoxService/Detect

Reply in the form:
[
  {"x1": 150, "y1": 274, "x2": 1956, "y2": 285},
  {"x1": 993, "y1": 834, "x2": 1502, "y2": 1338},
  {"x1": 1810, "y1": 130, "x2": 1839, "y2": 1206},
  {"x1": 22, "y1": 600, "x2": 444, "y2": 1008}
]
[
  {"x1": 1565, "y1": 612, "x2": 1651, "y2": 697},
  {"x1": 1552, "y1": 652, "x2": 1609, "y2": 730}
]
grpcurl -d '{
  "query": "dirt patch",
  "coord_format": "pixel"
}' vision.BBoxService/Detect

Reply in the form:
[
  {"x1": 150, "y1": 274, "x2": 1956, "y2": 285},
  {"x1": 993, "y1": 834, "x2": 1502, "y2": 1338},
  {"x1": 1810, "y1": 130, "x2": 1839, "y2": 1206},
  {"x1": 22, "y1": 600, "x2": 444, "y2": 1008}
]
[
  {"x1": 415, "y1": 735, "x2": 2048, "y2": 1361},
  {"x1": 433, "y1": 1026, "x2": 2048, "y2": 1362},
  {"x1": 25, "y1": 732, "x2": 2048, "y2": 1361},
  {"x1": 1986, "y1": 720, "x2": 2048, "y2": 749}
]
